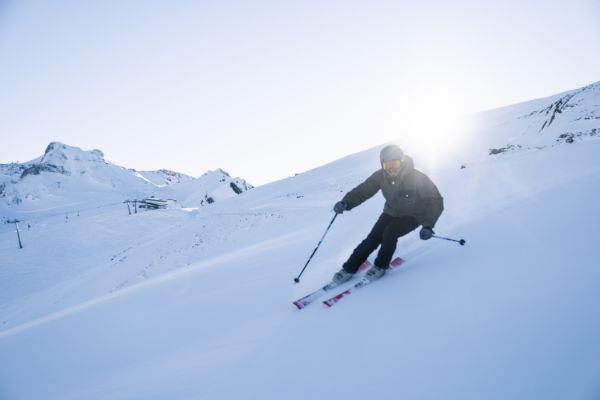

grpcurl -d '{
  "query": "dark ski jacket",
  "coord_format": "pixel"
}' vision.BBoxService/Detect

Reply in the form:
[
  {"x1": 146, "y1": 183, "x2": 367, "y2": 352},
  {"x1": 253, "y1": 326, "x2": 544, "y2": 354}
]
[{"x1": 341, "y1": 156, "x2": 444, "y2": 228}]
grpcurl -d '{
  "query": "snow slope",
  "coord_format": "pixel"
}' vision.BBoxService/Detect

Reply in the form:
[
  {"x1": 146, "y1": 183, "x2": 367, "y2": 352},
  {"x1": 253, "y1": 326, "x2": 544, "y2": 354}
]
[
  {"x1": 1, "y1": 83, "x2": 599, "y2": 400},
  {"x1": 136, "y1": 169, "x2": 196, "y2": 187}
]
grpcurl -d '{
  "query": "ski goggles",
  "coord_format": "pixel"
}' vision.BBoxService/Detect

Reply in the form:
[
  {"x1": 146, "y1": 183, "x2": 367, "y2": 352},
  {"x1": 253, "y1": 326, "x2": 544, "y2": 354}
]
[{"x1": 382, "y1": 160, "x2": 402, "y2": 171}]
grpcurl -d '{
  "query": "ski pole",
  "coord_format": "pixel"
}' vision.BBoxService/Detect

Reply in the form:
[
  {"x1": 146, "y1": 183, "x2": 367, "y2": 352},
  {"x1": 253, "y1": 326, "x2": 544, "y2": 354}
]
[
  {"x1": 294, "y1": 213, "x2": 338, "y2": 283},
  {"x1": 432, "y1": 235, "x2": 466, "y2": 246}
]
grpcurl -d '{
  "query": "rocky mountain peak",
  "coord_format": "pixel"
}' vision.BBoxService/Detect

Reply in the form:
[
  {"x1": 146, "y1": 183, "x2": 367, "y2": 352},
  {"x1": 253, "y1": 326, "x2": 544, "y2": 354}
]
[{"x1": 41, "y1": 142, "x2": 106, "y2": 167}]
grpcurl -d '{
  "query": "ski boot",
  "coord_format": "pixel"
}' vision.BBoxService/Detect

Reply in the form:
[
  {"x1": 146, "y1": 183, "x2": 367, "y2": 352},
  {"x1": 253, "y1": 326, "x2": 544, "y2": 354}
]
[
  {"x1": 332, "y1": 269, "x2": 354, "y2": 285},
  {"x1": 365, "y1": 265, "x2": 387, "y2": 282}
]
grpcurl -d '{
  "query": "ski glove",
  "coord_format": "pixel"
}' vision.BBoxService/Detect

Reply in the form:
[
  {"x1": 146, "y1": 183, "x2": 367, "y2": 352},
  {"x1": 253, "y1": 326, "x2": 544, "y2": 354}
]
[
  {"x1": 420, "y1": 226, "x2": 434, "y2": 240},
  {"x1": 333, "y1": 201, "x2": 349, "y2": 214}
]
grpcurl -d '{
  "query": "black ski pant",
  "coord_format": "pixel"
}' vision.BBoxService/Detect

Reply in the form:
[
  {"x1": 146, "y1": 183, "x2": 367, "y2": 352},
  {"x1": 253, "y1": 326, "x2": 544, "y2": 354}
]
[{"x1": 342, "y1": 213, "x2": 419, "y2": 273}]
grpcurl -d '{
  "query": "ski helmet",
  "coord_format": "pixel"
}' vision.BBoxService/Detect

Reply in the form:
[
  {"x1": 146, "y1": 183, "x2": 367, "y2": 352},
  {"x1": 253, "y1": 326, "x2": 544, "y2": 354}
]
[{"x1": 379, "y1": 145, "x2": 404, "y2": 163}]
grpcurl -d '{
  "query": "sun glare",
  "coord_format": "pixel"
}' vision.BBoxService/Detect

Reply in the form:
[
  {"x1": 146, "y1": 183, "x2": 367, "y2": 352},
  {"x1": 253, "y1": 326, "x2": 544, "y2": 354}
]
[{"x1": 395, "y1": 86, "x2": 471, "y2": 169}]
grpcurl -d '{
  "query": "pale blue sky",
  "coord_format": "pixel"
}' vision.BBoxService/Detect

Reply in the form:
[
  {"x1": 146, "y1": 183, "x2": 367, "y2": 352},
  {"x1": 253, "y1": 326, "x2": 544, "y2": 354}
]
[{"x1": 1, "y1": 0, "x2": 599, "y2": 185}]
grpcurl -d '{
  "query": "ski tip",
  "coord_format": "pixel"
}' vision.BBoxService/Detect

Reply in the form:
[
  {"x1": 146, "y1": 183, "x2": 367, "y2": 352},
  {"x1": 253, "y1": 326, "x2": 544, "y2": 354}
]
[
  {"x1": 293, "y1": 300, "x2": 310, "y2": 310},
  {"x1": 322, "y1": 301, "x2": 332, "y2": 307}
]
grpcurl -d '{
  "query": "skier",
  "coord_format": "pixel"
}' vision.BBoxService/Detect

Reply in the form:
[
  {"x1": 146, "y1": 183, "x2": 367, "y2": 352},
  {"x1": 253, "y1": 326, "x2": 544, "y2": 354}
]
[{"x1": 332, "y1": 144, "x2": 444, "y2": 283}]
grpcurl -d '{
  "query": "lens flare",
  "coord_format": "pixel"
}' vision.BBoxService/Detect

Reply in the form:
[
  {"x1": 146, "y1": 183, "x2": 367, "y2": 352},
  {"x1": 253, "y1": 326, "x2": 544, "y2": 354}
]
[{"x1": 394, "y1": 86, "x2": 471, "y2": 169}]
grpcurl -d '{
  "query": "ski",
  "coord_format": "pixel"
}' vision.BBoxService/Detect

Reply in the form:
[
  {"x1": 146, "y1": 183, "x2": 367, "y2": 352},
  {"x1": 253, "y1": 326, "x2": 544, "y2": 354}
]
[
  {"x1": 322, "y1": 257, "x2": 405, "y2": 308},
  {"x1": 293, "y1": 260, "x2": 372, "y2": 310}
]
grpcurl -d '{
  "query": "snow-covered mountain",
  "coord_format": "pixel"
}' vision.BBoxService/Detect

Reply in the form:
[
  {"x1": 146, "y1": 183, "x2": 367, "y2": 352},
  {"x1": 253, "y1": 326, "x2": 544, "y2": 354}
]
[
  {"x1": 159, "y1": 168, "x2": 253, "y2": 207},
  {"x1": 0, "y1": 142, "x2": 253, "y2": 220},
  {"x1": 0, "y1": 142, "x2": 153, "y2": 215},
  {"x1": 1, "y1": 81, "x2": 599, "y2": 400},
  {"x1": 465, "y1": 80, "x2": 600, "y2": 159}
]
